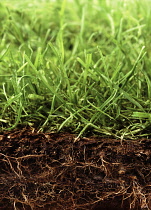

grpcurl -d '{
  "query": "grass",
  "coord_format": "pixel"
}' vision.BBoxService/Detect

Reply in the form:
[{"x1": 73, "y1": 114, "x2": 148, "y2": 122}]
[{"x1": 1, "y1": 0, "x2": 151, "y2": 138}]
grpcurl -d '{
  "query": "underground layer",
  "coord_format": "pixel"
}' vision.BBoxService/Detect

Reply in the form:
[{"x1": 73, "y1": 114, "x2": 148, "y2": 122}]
[{"x1": 0, "y1": 127, "x2": 151, "y2": 210}]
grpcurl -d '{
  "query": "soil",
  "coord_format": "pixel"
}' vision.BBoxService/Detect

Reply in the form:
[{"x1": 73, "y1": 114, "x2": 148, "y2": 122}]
[{"x1": 0, "y1": 127, "x2": 151, "y2": 210}]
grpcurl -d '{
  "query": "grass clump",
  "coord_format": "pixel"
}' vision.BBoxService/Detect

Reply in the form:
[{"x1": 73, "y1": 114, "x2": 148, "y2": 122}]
[{"x1": 1, "y1": 0, "x2": 151, "y2": 138}]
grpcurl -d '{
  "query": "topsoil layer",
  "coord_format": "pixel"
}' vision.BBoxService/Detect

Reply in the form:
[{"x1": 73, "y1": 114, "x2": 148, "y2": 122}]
[{"x1": 0, "y1": 127, "x2": 151, "y2": 210}]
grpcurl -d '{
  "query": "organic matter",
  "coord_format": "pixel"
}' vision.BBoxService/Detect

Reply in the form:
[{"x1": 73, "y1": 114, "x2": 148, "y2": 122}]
[{"x1": 0, "y1": 127, "x2": 151, "y2": 209}]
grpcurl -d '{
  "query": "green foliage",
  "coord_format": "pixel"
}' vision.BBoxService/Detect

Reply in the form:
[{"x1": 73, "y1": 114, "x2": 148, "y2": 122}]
[{"x1": 1, "y1": 0, "x2": 151, "y2": 138}]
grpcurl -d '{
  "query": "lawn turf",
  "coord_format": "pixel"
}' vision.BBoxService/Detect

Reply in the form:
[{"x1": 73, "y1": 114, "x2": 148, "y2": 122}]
[{"x1": 1, "y1": 0, "x2": 151, "y2": 138}]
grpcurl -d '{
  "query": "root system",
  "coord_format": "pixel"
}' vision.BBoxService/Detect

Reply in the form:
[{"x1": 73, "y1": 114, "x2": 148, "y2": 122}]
[{"x1": 0, "y1": 127, "x2": 151, "y2": 209}]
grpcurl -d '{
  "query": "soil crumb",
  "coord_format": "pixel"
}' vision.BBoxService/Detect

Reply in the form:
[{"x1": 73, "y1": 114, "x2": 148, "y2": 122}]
[{"x1": 0, "y1": 127, "x2": 151, "y2": 209}]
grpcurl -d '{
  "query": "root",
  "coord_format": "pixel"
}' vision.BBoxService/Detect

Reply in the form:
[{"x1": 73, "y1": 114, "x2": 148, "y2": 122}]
[{"x1": 0, "y1": 128, "x2": 151, "y2": 209}]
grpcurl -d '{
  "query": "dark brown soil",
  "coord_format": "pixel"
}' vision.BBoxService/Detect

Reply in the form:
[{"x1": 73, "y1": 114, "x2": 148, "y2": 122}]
[{"x1": 0, "y1": 127, "x2": 151, "y2": 210}]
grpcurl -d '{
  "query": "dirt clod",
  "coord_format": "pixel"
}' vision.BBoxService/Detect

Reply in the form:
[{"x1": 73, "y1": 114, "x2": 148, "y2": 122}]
[{"x1": 0, "y1": 127, "x2": 151, "y2": 209}]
